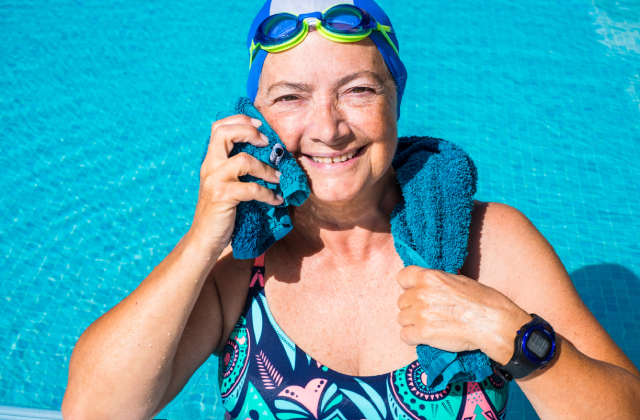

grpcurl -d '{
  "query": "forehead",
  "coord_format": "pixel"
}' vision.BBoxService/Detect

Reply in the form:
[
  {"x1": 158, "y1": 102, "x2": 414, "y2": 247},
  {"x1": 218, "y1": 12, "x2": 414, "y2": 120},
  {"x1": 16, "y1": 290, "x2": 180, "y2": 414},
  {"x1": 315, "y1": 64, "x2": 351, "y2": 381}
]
[
  {"x1": 269, "y1": 0, "x2": 354, "y2": 15},
  {"x1": 261, "y1": 32, "x2": 384, "y2": 85}
]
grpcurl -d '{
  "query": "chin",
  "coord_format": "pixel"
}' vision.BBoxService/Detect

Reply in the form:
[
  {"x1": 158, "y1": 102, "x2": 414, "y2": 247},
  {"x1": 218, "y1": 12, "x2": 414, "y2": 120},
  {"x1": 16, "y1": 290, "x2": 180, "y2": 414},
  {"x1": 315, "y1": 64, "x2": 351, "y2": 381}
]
[
  {"x1": 306, "y1": 175, "x2": 370, "y2": 204},
  {"x1": 308, "y1": 188, "x2": 361, "y2": 204}
]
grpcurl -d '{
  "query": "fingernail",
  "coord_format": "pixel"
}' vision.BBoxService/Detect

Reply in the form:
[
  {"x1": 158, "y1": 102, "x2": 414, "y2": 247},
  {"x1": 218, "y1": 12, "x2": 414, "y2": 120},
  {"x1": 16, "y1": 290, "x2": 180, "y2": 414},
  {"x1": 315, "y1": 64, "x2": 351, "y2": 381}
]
[
  {"x1": 260, "y1": 133, "x2": 268, "y2": 143},
  {"x1": 251, "y1": 118, "x2": 263, "y2": 127},
  {"x1": 277, "y1": 195, "x2": 284, "y2": 201},
  {"x1": 275, "y1": 170, "x2": 281, "y2": 179}
]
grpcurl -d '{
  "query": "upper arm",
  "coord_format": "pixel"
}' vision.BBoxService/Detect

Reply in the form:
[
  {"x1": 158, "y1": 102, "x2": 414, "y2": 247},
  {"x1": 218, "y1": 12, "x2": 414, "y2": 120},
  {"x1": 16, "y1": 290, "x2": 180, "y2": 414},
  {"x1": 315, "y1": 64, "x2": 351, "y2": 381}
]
[
  {"x1": 464, "y1": 201, "x2": 639, "y2": 376},
  {"x1": 153, "y1": 245, "x2": 253, "y2": 416},
  {"x1": 151, "y1": 262, "x2": 223, "y2": 416}
]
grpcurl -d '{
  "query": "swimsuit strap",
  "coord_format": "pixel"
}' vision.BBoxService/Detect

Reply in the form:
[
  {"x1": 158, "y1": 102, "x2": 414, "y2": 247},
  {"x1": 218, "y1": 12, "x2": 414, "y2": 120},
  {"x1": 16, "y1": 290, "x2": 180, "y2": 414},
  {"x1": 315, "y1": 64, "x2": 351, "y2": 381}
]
[
  {"x1": 249, "y1": 253, "x2": 265, "y2": 291},
  {"x1": 253, "y1": 253, "x2": 265, "y2": 268}
]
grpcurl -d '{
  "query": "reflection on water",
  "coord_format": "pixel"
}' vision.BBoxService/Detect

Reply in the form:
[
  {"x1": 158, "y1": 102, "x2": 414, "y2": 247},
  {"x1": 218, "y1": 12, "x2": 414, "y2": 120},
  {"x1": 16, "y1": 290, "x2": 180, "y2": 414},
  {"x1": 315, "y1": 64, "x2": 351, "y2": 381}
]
[
  {"x1": 594, "y1": 0, "x2": 640, "y2": 22},
  {"x1": 591, "y1": 0, "x2": 640, "y2": 54},
  {"x1": 591, "y1": 0, "x2": 640, "y2": 111}
]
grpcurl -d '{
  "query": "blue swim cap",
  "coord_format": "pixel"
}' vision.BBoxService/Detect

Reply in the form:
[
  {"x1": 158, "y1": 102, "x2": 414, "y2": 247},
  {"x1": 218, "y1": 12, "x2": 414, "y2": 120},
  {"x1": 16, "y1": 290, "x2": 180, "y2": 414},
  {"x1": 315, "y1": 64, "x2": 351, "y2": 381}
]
[{"x1": 246, "y1": 0, "x2": 408, "y2": 119}]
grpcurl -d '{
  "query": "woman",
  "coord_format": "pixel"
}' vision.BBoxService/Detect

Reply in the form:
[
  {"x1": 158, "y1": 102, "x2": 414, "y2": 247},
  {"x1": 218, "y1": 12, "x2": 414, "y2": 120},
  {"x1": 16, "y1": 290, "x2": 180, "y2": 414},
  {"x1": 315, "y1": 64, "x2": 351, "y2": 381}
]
[{"x1": 62, "y1": 1, "x2": 640, "y2": 419}]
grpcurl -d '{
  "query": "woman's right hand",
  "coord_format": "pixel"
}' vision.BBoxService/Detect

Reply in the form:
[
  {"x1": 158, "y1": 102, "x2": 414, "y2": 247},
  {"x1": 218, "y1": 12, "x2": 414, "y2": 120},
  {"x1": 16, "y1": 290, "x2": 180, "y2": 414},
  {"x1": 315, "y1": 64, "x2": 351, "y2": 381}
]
[
  {"x1": 190, "y1": 114, "x2": 284, "y2": 253},
  {"x1": 63, "y1": 114, "x2": 281, "y2": 420}
]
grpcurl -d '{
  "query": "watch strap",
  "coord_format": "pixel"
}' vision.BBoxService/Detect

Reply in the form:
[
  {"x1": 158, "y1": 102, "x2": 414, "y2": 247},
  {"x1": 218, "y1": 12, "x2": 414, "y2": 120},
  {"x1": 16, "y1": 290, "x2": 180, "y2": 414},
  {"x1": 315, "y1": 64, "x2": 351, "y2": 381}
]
[{"x1": 492, "y1": 313, "x2": 554, "y2": 381}]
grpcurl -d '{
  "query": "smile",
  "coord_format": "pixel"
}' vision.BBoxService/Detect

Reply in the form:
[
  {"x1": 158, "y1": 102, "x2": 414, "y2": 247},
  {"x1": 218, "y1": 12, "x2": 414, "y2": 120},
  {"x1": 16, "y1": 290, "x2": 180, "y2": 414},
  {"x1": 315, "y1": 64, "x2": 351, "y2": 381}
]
[{"x1": 305, "y1": 147, "x2": 363, "y2": 164}]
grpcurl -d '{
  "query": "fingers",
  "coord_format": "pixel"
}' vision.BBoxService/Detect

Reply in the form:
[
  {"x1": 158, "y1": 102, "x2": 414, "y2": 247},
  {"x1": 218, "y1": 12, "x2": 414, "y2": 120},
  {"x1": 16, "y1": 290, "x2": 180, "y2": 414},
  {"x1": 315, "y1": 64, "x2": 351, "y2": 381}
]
[
  {"x1": 399, "y1": 325, "x2": 422, "y2": 346},
  {"x1": 396, "y1": 265, "x2": 427, "y2": 290},
  {"x1": 397, "y1": 287, "x2": 431, "y2": 311},
  {"x1": 397, "y1": 289, "x2": 411, "y2": 310},
  {"x1": 198, "y1": 114, "x2": 285, "y2": 210},
  {"x1": 397, "y1": 306, "x2": 415, "y2": 327},
  {"x1": 206, "y1": 116, "x2": 268, "y2": 163},
  {"x1": 211, "y1": 114, "x2": 262, "y2": 135},
  {"x1": 227, "y1": 181, "x2": 284, "y2": 207},
  {"x1": 218, "y1": 153, "x2": 281, "y2": 184}
]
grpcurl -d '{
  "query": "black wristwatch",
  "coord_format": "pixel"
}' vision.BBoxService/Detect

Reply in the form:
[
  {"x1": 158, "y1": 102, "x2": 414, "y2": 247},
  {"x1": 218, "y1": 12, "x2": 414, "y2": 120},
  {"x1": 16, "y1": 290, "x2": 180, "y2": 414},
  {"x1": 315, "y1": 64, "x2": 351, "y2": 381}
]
[{"x1": 491, "y1": 314, "x2": 557, "y2": 381}]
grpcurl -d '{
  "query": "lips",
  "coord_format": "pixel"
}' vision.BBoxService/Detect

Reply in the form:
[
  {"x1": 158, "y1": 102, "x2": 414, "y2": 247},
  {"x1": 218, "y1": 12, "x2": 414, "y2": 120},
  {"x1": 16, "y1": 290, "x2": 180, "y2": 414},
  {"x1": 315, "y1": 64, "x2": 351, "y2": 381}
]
[{"x1": 304, "y1": 147, "x2": 363, "y2": 164}]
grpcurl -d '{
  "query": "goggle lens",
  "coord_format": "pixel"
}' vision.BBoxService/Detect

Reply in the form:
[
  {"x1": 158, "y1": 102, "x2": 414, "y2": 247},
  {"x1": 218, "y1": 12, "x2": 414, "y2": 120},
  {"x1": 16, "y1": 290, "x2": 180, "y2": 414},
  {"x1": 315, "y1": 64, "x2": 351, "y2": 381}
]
[
  {"x1": 251, "y1": 5, "x2": 394, "y2": 65},
  {"x1": 324, "y1": 5, "x2": 372, "y2": 35},
  {"x1": 258, "y1": 14, "x2": 301, "y2": 46}
]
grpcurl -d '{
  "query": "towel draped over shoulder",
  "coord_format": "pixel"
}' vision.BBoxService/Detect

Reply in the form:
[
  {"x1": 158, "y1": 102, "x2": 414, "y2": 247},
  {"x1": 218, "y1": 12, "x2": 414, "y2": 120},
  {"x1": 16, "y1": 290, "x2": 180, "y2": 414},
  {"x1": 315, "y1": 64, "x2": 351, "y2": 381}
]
[{"x1": 201, "y1": 98, "x2": 493, "y2": 391}]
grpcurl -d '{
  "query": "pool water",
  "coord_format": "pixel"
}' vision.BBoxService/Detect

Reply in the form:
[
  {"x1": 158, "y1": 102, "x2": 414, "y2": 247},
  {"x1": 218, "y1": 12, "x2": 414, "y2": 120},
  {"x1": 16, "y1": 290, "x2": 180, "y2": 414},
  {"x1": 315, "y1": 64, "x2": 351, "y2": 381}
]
[{"x1": 1, "y1": 0, "x2": 638, "y2": 419}]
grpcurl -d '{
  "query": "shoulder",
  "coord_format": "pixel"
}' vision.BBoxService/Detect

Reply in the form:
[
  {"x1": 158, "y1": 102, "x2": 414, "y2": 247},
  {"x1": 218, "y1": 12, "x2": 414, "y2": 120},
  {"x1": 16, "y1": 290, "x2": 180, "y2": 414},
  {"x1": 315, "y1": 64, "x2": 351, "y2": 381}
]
[
  {"x1": 463, "y1": 201, "x2": 550, "y2": 289},
  {"x1": 462, "y1": 200, "x2": 582, "y2": 315},
  {"x1": 462, "y1": 202, "x2": 640, "y2": 375},
  {"x1": 469, "y1": 200, "x2": 538, "y2": 246}
]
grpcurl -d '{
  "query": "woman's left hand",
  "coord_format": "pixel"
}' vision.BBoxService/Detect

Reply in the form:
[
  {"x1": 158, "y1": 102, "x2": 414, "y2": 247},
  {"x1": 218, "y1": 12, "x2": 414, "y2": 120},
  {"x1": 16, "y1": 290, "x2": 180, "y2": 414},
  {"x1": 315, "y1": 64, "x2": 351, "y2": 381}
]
[{"x1": 396, "y1": 265, "x2": 532, "y2": 365}]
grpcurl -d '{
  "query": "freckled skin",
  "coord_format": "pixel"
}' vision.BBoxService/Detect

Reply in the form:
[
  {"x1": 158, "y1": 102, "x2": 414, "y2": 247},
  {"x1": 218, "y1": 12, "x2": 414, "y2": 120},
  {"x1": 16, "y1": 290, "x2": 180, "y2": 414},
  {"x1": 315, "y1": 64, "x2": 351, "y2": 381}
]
[
  {"x1": 63, "y1": 27, "x2": 640, "y2": 420},
  {"x1": 250, "y1": 31, "x2": 413, "y2": 375},
  {"x1": 254, "y1": 30, "x2": 398, "y2": 206}
]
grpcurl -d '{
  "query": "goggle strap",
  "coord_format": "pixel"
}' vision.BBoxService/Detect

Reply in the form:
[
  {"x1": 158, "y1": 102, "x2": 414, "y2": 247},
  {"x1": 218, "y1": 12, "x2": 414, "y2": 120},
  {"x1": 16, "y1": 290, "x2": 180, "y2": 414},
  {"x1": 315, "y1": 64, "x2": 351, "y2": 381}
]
[
  {"x1": 377, "y1": 23, "x2": 399, "y2": 56},
  {"x1": 249, "y1": 40, "x2": 258, "y2": 68},
  {"x1": 379, "y1": 23, "x2": 394, "y2": 33}
]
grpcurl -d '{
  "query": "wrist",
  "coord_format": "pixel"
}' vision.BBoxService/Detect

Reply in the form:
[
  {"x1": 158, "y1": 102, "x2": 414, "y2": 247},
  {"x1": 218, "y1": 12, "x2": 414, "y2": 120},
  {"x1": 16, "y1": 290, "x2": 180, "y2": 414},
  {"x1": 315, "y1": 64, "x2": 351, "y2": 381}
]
[
  {"x1": 486, "y1": 308, "x2": 533, "y2": 366},
  {"x1": 492, "y1": 314, "x2": 558, "y2": 381},
  {"x1": 180, "y1": 229, "x2": 225, "y2": 265},
  {"x1": 184, "y1": 226, "x2": 227, "y2": 256}
]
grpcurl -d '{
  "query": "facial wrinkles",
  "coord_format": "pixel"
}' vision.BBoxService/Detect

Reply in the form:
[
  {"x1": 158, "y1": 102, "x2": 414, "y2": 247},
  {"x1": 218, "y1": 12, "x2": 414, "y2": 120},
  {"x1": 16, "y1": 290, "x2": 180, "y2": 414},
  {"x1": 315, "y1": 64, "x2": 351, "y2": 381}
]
[
  {"x1": 302, "y1": 89, "x2": 349, "y2": 147},
  {"x1": 259, "y1": 82, "x2": 391, "y2": 159},
  {"x1": 259, "y1": 32, "x2": 386, "y2": 95},
  {"x1": 255, "y1": 32, "x2": 397, "y2": 189}
]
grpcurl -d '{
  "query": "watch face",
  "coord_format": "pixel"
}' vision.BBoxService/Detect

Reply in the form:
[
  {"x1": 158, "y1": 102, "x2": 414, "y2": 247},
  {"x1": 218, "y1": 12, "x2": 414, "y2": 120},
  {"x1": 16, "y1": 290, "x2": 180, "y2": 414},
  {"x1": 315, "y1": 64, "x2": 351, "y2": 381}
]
[{"x1": 526, "y1": 330, "x2": 551, "y2": 359}]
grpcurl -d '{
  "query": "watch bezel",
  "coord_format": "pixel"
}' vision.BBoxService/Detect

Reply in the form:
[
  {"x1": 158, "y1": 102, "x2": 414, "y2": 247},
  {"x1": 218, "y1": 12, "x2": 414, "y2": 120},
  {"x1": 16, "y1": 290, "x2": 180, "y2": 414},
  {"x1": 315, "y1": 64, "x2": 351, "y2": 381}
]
[
  {"x1": 491, "y1": 314, "x2": 557, "y2": 381},
  {"x1": 522, "y1": 322, "x2": 556, "y2": 365}
]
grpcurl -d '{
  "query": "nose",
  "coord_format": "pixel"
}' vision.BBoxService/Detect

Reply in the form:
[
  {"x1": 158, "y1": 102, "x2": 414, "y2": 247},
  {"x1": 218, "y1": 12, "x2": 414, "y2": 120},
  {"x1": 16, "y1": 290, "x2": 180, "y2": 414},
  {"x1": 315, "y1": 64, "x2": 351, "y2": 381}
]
[{"x1": 304, "y1": 96, "x2": 351, "y2": 146}]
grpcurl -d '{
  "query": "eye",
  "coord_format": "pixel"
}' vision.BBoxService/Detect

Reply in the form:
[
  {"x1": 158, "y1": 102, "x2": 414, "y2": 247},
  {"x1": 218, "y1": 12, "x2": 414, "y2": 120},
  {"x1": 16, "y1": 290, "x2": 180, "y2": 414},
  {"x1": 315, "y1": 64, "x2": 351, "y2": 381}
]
[
  {"x1": 276, "y1": 95, "x2": 298, "y2": 102},
  {"x1": 351, "y1": 86, "x2": 372, "y2": 94}
]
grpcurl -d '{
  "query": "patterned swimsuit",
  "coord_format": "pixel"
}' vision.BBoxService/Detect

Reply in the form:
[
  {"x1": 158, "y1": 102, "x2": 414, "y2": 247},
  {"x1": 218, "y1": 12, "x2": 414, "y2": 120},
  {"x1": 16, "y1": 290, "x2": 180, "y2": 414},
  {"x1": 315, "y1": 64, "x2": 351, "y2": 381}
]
[{"x1": 218, "y1": 255, "x2": 509, "y2": 420}]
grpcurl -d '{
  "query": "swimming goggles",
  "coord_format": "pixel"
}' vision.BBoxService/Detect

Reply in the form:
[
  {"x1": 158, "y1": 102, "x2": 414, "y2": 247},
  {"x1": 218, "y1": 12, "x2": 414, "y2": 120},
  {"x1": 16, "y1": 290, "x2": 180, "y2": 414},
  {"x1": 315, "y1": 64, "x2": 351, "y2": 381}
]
[{"x1": 249, "y1": 4, "x2": 399, "y2": 67}]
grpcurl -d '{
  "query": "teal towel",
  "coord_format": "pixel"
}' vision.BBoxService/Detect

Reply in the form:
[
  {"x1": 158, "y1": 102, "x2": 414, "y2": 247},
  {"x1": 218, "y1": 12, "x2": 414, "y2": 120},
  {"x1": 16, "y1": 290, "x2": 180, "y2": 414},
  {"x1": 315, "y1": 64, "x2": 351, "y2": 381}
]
[
  {"x1": 390, "y1": 136, "x2": 493, "y2": 391},
  {"x1": 200, "y1": 97, "x2": 310, "y2": 259},
  {"x1": 201, "y1": 98, "x2": 492, "y2": 390}
]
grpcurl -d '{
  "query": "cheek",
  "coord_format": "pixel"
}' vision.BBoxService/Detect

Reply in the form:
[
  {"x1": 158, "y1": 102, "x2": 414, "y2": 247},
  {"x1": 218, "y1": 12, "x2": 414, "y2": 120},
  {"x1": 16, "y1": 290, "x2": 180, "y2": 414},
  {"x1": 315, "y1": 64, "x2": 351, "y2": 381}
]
[
  {"x1": 370, "y1": 125, "x2": 398, "y2": 178},
  {"x1": 346, "y1": 93, "x2": 397, "y2": 136},
  {"x1": 353, "y1": 104, "x2": 397, "y2": 161},
  {"x1": 371, "y1": 137, "x2": 397, "y2": 178},
  {"x1": 260, "y1": 109, "x2": 305, "y2": 153}
]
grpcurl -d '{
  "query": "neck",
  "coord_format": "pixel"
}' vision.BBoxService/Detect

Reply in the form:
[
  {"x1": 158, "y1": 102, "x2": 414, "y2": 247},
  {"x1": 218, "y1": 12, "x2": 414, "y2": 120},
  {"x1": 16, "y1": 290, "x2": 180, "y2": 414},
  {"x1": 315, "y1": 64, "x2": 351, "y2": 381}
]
[{"x1": 284, "y1": 167, "x2": 401, "y2": 263}]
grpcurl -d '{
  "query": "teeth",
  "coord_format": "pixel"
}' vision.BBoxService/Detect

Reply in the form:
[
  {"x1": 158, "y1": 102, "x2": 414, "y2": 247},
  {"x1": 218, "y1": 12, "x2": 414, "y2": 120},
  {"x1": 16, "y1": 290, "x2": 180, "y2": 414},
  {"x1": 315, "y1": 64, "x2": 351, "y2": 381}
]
[{"x1": 310, "y1": 149, "x2": 358, "y2": 164}]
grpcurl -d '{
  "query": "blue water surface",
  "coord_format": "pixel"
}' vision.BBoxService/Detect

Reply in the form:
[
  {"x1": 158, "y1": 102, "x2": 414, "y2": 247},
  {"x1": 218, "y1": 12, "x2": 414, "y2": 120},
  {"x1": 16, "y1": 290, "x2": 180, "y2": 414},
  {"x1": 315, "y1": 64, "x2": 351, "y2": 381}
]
[{"x1": 1, "y1": 0, "x2": 638, "y2": 419}]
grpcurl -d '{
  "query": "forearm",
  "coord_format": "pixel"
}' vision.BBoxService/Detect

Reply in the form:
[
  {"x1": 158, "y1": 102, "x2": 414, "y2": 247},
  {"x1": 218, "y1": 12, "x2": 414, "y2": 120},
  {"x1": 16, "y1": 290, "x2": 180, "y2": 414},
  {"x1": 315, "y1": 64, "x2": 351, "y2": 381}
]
[
  {"x1": 479, "y1": 299, "x2": 640, "y2": 419},
  {"x1": 63, "y1": 230, "x2": 222, "y2": 420},
  {"x1": 516, "y1": 336, "x2": 640, "y2": 419}
]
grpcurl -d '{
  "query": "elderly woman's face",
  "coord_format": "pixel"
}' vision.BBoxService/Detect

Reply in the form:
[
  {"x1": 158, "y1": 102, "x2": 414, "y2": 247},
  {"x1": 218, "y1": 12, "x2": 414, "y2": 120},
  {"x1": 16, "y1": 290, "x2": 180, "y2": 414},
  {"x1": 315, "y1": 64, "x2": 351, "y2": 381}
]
[{"x1": 254, "y1": 31, "x2": 398, "y2": 204}]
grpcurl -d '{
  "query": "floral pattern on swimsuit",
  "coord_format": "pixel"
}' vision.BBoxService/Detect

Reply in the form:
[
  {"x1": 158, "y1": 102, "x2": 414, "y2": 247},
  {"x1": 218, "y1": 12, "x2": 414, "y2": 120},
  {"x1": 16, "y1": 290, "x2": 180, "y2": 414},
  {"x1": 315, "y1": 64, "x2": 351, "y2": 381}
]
[{"x1": 217, "y1": 256, "x2": 509, "y2": 420}]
